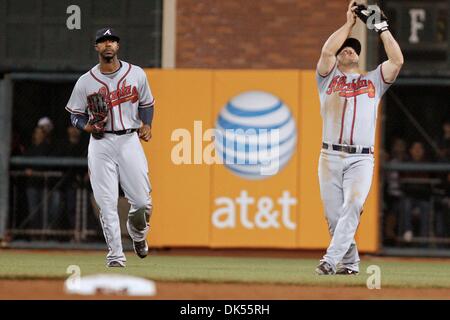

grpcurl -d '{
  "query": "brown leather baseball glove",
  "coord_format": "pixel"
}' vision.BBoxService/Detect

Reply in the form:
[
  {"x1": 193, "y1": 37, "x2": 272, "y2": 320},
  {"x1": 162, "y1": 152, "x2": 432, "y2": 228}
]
[{"x1": 87, "y1": 93, "x2": 109, "y2": 139}]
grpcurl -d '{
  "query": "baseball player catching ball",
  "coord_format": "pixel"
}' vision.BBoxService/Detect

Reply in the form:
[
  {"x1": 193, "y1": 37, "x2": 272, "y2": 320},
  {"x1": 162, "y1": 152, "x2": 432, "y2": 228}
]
[
  {"x1": 315, "y1": 2, "x2": 403, "y2": 275},
  {"x1": 66, "y1": 28, "x2": 155, "y2": 267}
]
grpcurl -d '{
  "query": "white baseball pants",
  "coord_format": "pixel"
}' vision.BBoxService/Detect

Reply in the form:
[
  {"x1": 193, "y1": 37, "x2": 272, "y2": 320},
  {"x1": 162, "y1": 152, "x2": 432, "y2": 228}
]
[
  {"x1": 88, "y1": 132, "x2": 152, "y2": 264},
  {"x1": 318, "y1": 150, "x2": 374, "y2": 272}
]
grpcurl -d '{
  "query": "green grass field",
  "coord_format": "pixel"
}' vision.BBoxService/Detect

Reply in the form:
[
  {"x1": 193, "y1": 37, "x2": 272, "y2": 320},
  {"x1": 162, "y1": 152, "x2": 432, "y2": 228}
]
[{"x1": 0, "y1": 251, "x2": 450, "y2": 289}]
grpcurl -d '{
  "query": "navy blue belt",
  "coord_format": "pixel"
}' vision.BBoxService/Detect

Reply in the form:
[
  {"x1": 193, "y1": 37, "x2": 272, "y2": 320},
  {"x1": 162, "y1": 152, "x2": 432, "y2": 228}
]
[
  {"x1": 104, "y1": 129, "x2": 138, "y2": 135},
  {"x1": 322, "y1": 142, "x2": 373, "y2": 154}
]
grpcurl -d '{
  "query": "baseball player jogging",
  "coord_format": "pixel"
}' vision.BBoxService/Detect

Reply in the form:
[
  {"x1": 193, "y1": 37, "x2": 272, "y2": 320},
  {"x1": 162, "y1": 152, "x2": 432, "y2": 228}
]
[
  {"x1": 315, "y1": 2, "x2": 403, "y2": 275},
  {"x1": 66, "y1": 28, "x2": 155, "y2": 267}
]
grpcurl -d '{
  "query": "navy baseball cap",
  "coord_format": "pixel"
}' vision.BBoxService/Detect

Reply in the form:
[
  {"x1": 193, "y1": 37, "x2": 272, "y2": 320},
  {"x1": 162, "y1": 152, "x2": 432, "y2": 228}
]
[
  {"x1": 95, "y1": 27, "x2": 120, "y2": 44},
  {"x1": 336, "y1": 38, "x2": 361, "y2": 56}
]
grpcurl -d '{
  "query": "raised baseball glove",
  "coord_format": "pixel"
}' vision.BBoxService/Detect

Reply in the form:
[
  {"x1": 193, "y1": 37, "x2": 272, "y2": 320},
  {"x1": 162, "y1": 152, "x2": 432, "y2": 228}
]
[
  {"x1": 354, "y1": 3, "x2": 389, "y2": 34},
  {"x1": 87, "y1": 93, "x2": 109, "y2": 139}
]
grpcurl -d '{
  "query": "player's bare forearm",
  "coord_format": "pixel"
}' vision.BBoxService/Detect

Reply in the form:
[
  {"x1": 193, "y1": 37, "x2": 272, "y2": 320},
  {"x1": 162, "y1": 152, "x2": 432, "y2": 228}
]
[
  {"x1": 322, "y1": 23, "x2": 354, "y2": 57},
  {"x1": 380, "y1": 31, "x2": 404, "y2": 83},
  {"x1": 317, "y1": 1, "x2": 357, "y2": 76},
  {"x1": 317, "y1": 24, "x2": 352, "y2": 76},
  {"x1": 381, "y1": 31, "x2": 404, "y2": 66}
]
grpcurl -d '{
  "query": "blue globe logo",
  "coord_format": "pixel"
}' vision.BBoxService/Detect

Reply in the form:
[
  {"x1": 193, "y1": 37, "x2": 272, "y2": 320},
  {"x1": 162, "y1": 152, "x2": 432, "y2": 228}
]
[{"x1": 215, "y1": 90, "x2": 297, "y2": 180}]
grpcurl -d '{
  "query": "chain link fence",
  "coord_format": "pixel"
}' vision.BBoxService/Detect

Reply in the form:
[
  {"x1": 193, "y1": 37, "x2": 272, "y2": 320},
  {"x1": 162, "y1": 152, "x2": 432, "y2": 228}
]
[
  {"x1": 380, "y1": 82, "x2": 450, "y2": 250},
  {"x1": 6, "y1": 76, "x2": 132, "y2": 246}
]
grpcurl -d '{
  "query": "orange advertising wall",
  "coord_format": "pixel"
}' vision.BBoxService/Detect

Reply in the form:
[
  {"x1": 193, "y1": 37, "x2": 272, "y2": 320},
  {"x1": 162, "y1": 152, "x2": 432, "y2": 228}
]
[
  {"x1": 142, "y1": 69, "x2": 380, "y2": 252},
  {"x1": 143, "y1": 70, "x2": 213, "y2": 247}
]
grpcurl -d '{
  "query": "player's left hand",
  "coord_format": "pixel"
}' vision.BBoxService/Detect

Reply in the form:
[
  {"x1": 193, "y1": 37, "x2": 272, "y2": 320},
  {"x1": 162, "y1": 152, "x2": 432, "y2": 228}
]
[
  {"x1": 139, "y1": 124, "x2": 152, "y2": 142},
  {"x1": 354, "y1": 3, "x2": 389, "y2": 34}
]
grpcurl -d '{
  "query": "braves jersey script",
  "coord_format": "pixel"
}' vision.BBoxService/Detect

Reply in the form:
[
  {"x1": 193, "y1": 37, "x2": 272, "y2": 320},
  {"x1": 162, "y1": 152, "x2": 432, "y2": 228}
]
[
  {"x1": 66, "y1": 60, "x2": 155, "y2": 131},
  {"x1": 316, "y1": 63, "x2": 391, "y2": 147}
]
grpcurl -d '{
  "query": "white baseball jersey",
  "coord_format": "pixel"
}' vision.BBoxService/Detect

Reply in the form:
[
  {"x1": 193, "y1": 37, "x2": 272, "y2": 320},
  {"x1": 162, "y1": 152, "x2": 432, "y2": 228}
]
[
  {"x1": 66, "y1": 60, "x2": 155, "y2": 131},
  {"x1": 316, "y1": 63, "x2": 391, "y2": 147}
]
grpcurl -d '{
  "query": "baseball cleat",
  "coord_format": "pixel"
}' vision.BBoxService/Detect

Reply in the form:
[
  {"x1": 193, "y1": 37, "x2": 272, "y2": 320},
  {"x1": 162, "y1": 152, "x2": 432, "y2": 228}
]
[
  {"x1": 315, "y1": 261, "x2": 335, "y2": 275},
  {"x1": 336, "y1": 267, "x2": 359, "y2": 275},
  {"x1": 133, "y1": 240, "x2": 148, "y2": 259},
  {"x1": 107, "y1": 260, "x2": 126, "y2": 268}
]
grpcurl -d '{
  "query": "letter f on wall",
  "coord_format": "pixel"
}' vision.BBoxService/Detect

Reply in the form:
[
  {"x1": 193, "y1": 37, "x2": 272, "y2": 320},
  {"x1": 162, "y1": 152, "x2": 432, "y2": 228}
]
[{"x1": 409, "y1": 9, "x2": 426, "y2": 44}]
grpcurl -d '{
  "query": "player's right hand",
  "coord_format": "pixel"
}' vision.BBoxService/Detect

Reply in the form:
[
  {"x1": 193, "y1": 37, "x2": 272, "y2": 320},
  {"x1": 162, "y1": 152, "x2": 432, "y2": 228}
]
[{"x1": 346, "y1": 1, "x2": 358, "y2": 27}]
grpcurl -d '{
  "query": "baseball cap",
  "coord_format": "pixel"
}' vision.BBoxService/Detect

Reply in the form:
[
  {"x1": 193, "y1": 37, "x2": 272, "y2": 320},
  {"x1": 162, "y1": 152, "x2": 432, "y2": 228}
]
[
  {"x1": 336, "y1": 38, "x2": 361, "y2": 56},
  {"x1": 95, "y1": 27, "x2": 120, "y2": 44},
  {"x1": 37, "y1": 117, "x2": 54, "y2": 131}
]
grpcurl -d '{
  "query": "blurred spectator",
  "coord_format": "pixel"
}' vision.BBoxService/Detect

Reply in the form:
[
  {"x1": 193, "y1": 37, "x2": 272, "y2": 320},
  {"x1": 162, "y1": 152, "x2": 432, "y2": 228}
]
[
  {"x1": 60, "y1": 126, "x2": 88, "y2": 231},
  {"x1": 37, "y1": 116, "x2": 61, "y2": 155},
  {"x1": 389, "y1": 138, "x2": 409, "y2": 162},
  {"x1": 433, "y1": 172, "x2": 450, "y2": 239},
  {"x1": 24, "y1": 126, "x2": 61, "y2": 230},
  {"x1": 437, "y1": 121, "x2": 450, "y2": 161},
  {"x1": 10, "y1": 129, "x2": 25, "y2": 156},
  {"x1": 442, "y1": 173, "x2": 450, "y2": 237},
  {"x1": 383, "y1": 138, "x2": 408, "y2": 245},
  {"x1": 37, "y1": 116, "x2": 54, "y2": 142},
  {"x1": 37, "y1": 116, "x2": 71, "y2": 156},
  {"x1": 64, "y1": 127, "x2": 87, "y2": 157},
  {"x1": 398, "y1": 141, "x2": 432, "y2": 243}
]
